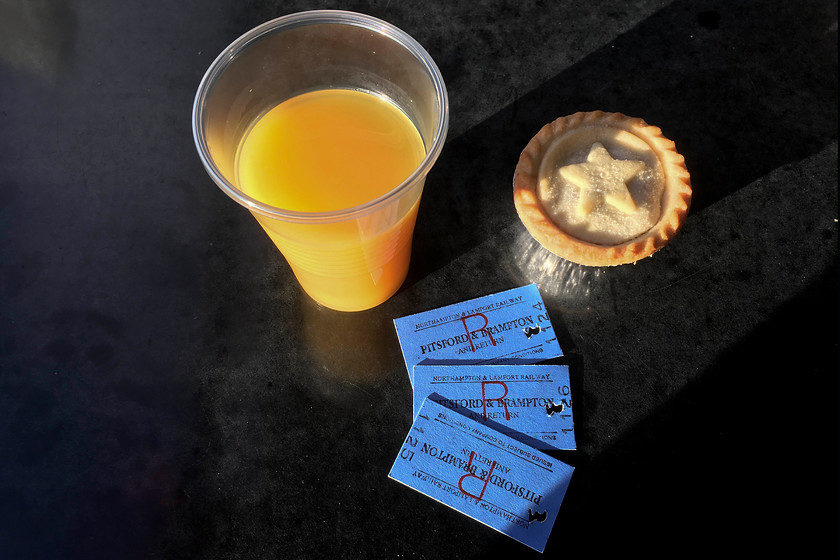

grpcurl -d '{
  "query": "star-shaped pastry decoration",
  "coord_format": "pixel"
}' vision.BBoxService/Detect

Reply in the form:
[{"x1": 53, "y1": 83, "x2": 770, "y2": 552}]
[{"x1": 558, "y1": 142, "x2": 646, "y2": 217}]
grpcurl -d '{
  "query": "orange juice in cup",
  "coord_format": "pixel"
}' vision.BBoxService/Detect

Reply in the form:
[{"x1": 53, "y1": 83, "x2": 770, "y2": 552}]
[
  {"x1": 236, "y1": 88, "x2": 427, "y2": 310},
  {"x1": 193, "y1": 11, "x2": 448, "y2": 311}
]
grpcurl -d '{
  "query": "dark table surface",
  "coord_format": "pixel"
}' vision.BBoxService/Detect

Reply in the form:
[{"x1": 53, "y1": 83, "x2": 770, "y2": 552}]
[{"x1": 1, "y1": 1, "x2": 838, "y2": 558}]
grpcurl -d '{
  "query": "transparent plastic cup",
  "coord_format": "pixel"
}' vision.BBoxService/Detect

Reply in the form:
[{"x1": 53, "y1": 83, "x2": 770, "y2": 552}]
[{"x1": 192, "y1": 11, "x2": 448, "y2": 312}]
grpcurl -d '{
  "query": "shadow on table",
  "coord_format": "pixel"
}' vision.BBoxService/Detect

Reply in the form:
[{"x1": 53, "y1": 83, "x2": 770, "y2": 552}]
[
  {"x1": 550, "y1": 265, "x2": 839, "y2": 557},
  {"x1": 406, "y1": 0, "x2": 837, "y2": 289}
]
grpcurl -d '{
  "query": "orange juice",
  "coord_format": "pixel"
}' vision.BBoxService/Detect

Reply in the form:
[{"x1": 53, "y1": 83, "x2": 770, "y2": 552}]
[{"x1": 235, "y1": 88, "x2": 427, "y2": 311}]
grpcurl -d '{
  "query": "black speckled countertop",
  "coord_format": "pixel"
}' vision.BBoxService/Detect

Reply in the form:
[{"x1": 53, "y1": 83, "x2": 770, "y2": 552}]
[{"x1": 1, "y1": 1, "x2": 837, "y2": 558}]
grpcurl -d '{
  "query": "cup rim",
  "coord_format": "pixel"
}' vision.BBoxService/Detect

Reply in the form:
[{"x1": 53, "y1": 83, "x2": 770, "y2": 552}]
[{"x1": 192, "y1": 10, "x2": 449, "y2": 223}]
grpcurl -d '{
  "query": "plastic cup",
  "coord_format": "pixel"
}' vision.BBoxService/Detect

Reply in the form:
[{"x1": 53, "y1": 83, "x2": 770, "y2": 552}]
[{"x1": 192, "y1": 10, "x2": 449, "y2": 312}]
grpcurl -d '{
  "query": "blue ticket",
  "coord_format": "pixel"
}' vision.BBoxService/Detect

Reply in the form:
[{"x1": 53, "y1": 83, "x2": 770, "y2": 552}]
[
  {"x1": 394, "y1": 284, "x2": 562, "y2": 384},
  {"x1": 389, "y1": 397, "x2": 574, "y2": 552},
  {"x1": 412, "y1": 364, "x2": 575, "y2": 451}
]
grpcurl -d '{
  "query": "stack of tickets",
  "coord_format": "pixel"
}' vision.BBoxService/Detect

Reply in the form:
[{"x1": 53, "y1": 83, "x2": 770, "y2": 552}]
[{"x1": 389, "y1": 284, "x2": 576, "y2": 553}]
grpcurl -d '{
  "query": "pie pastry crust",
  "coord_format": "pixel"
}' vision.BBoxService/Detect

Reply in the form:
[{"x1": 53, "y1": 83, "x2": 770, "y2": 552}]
[{"x1": 513, "y1": 111, "x2": 692, "y2": 266}]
